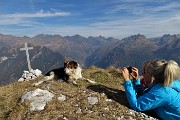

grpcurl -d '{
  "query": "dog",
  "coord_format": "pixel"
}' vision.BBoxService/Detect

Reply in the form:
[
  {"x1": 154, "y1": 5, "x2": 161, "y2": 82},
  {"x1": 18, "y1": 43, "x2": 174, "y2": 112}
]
[
  {"x1": 33, "y1": 60, "x2": 95, "y2": 87},
  {"x1": 44, "y1": 60, "x2": 82, "y2": 83}
]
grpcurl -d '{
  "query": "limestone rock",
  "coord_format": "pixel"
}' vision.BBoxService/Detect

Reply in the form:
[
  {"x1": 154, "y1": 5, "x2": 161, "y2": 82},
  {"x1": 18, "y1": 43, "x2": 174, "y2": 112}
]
[{"x1": 21, "y1": 88, "x2": 54, "y2": 111}]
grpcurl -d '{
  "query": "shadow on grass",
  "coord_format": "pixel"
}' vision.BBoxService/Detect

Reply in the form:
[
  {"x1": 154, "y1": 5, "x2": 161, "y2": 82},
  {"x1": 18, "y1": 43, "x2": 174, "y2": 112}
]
[
  {"x1": 87, "y1": 84, "x2": 129, "y2": 107},
  {"x1": 87, "y1": 84, "x2": 162, "y2": 119}
]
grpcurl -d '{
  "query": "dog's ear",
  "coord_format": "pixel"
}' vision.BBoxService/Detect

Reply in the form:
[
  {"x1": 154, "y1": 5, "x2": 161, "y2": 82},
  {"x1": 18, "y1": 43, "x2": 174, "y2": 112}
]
[{"x1": 64, "y1": 60, "x2": 69, "y2": 67}]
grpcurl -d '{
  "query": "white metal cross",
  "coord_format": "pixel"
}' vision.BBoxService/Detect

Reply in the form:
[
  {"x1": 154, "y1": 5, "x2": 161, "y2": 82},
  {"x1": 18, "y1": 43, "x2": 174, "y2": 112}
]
[{"x1": 20, "y1": 43, "x2": 33, "y2": 72}]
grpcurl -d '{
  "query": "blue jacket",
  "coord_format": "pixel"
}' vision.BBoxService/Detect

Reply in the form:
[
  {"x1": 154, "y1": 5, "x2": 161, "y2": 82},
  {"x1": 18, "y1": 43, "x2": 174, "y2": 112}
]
[{"x1": 123, "y1": 79, "x2": 180, "y2": 120}]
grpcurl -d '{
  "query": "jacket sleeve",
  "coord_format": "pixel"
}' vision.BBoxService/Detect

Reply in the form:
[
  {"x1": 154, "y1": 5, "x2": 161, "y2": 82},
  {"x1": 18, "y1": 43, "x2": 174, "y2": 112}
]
[
  {"x1": 123, "y1": 80, "x2": 168, "y2": 111},
  {"x1": 133, "y1": 78, "x2": 141, "y2": 86},
  {"x1": 133, "y1": 78, "x2": 144, "y2": 96}
]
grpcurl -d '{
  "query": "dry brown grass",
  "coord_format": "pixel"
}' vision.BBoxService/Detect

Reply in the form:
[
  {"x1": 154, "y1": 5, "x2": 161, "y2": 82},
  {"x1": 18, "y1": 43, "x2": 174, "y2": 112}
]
[{"x1": 0, "y1": 67, "x2": 158, "y2": 120}]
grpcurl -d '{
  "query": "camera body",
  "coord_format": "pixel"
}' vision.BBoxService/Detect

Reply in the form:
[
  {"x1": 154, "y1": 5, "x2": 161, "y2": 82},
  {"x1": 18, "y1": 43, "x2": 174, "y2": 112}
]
[{"x1": 126, "y1": 66, "x2": 132, "y2": 73}]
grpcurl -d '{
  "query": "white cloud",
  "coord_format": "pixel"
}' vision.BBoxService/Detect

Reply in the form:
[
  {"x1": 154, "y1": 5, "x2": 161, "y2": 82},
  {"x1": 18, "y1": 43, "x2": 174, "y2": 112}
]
[
  {"x1": 1, "y1": 12, "x2": 180, "y2": 39},
  {"x1": 0, "y1": 10, "x2": 70, "y2": 25},
  {"x1": 2, "y1": 10, "x2": 70, "y2": 18},
  {"x1": 0, "y1": 1, "x2": 180, "y2": 39},
  {"x1": 105, "y1": 1, "x2": 180, "y2": 17},
  {"x1": 152, "y1": 2, "x2": 180, "y2": 12}
]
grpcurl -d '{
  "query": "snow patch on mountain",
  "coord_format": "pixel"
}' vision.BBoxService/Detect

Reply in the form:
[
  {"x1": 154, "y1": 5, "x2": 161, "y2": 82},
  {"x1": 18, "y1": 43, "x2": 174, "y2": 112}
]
[{"x1": 0, "y1": 56, "x2": 8, "y2": 63}]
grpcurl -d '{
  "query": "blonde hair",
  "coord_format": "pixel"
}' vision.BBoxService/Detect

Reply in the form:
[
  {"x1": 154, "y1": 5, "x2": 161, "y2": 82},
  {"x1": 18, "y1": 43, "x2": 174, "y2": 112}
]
[
  {"x1": 149, "y1": 60, "x2": 180, "y2": 86},
  {"x1": 163, "y1": 60, "x2": 180, "y2": 86}
]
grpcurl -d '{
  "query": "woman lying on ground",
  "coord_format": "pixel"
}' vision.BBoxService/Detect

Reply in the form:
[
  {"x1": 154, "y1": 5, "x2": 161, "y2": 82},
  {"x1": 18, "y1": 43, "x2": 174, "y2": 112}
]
[{"x1": 122, "y1": 59, "x2": 180, "y2": 120}]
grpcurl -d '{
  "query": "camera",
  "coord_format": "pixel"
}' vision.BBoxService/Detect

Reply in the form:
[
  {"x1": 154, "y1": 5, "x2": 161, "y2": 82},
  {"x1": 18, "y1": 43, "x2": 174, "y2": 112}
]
[{"x1": 126, "y1": 66, "x2": 132, "y2": 73}]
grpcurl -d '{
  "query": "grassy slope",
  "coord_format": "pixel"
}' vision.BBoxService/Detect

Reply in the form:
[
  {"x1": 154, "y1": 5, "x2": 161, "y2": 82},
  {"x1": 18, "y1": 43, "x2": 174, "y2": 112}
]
[{"x1": 0, "y1": 67, "x2": 157, "y2": 120}]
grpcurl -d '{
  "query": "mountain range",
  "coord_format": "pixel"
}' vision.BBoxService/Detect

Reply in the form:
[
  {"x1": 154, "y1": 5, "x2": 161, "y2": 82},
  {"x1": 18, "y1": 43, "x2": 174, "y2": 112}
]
[
  {"x1": 0, "y1": 33, "x2": 180, "y2": 85},
  {"x1": 86, "y1": 34, "x2": 180, "y2": 70}
]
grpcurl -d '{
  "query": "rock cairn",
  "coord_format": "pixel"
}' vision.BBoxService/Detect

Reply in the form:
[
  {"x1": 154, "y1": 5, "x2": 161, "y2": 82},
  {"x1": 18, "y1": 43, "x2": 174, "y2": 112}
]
[{"x1": 18, "y1": 69, "x2": 42, "y2": 82}]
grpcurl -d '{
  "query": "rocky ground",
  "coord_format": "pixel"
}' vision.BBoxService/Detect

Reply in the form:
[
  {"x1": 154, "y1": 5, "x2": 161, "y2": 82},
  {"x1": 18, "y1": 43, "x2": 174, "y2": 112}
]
[{"x1": 0, "y1": 66, "x2": 159, "y2": 120}]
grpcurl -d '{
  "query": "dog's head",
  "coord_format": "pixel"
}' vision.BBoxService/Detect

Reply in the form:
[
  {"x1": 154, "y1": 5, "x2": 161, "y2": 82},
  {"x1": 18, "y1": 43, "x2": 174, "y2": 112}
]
[
  {"x1": 64, "y1": 61, "x2": 82, "y2": 79},
  {"x1": 64, "y1": 60, "x2": 78, "y2": 69}
]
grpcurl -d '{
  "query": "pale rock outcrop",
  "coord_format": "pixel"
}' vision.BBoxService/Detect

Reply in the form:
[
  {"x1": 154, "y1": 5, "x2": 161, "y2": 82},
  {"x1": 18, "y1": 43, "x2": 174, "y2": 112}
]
[{"x1": 21, "y1": 88, "x2": 54, "y2": 111}]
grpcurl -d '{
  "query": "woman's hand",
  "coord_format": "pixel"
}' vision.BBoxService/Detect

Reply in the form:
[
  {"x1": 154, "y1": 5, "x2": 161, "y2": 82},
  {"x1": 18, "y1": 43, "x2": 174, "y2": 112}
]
[
  {"x1": 122, "y1": 68, "x2": 130, "y2": 81},
  {"x1": 131, "y1": 67, "x2": 139, "y2": 80}
]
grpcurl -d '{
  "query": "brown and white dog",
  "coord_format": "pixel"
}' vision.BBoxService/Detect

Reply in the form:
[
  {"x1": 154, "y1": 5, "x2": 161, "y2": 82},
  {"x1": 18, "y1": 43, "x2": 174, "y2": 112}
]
[
  {"x1": 33, "y1": 60, "x2": 96, "y2": 87},
  {"x1": 44, "y1": 60, "x2": 82, "y2": 84}
]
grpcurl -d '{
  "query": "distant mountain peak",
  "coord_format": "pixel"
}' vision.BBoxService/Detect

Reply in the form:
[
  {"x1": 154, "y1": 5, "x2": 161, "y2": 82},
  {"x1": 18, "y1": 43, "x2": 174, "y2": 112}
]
[
  {"x1": 122, "y1": 34, "x2": 146, "y2": 41},
  {"x1": 162, "y1": 34, "x2": 180, "y2": 39}
]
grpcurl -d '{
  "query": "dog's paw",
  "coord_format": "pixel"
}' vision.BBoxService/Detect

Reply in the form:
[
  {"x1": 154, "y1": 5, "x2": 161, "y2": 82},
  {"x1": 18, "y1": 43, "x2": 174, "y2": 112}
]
[
  {"x1": 68, "y1": 80, "x2": 78, "y2": 86},
  {"x1": 72, "y1": 81, "x2": 78, "y2": 85},
  {"x1": 86, "y1": 79, "x2": 96, "y2": 84},
  {"x1": 82, "y1": 77, "x2": 96, "y2": 84},
  {"x1": 32, "y1": 81, "x2": 44, "y2": 86}
]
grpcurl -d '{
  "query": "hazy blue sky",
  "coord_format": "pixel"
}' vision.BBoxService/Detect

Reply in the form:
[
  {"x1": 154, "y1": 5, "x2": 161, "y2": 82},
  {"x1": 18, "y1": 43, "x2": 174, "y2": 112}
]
[{"x1": 0, "y1": 0, "x2": 180, "y2": 39}]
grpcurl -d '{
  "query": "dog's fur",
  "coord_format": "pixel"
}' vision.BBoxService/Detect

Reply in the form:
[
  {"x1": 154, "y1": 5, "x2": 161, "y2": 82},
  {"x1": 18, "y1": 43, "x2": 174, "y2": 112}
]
[{"x1": 44, "y1": 60, "x2": 82, "y2": 83}]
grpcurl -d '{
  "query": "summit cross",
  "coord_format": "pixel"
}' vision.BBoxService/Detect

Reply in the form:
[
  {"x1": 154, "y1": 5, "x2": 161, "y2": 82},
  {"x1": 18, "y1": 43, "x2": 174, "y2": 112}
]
[{"x1": 20, "y1": 43, "x2": 33, "y2": 72}]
